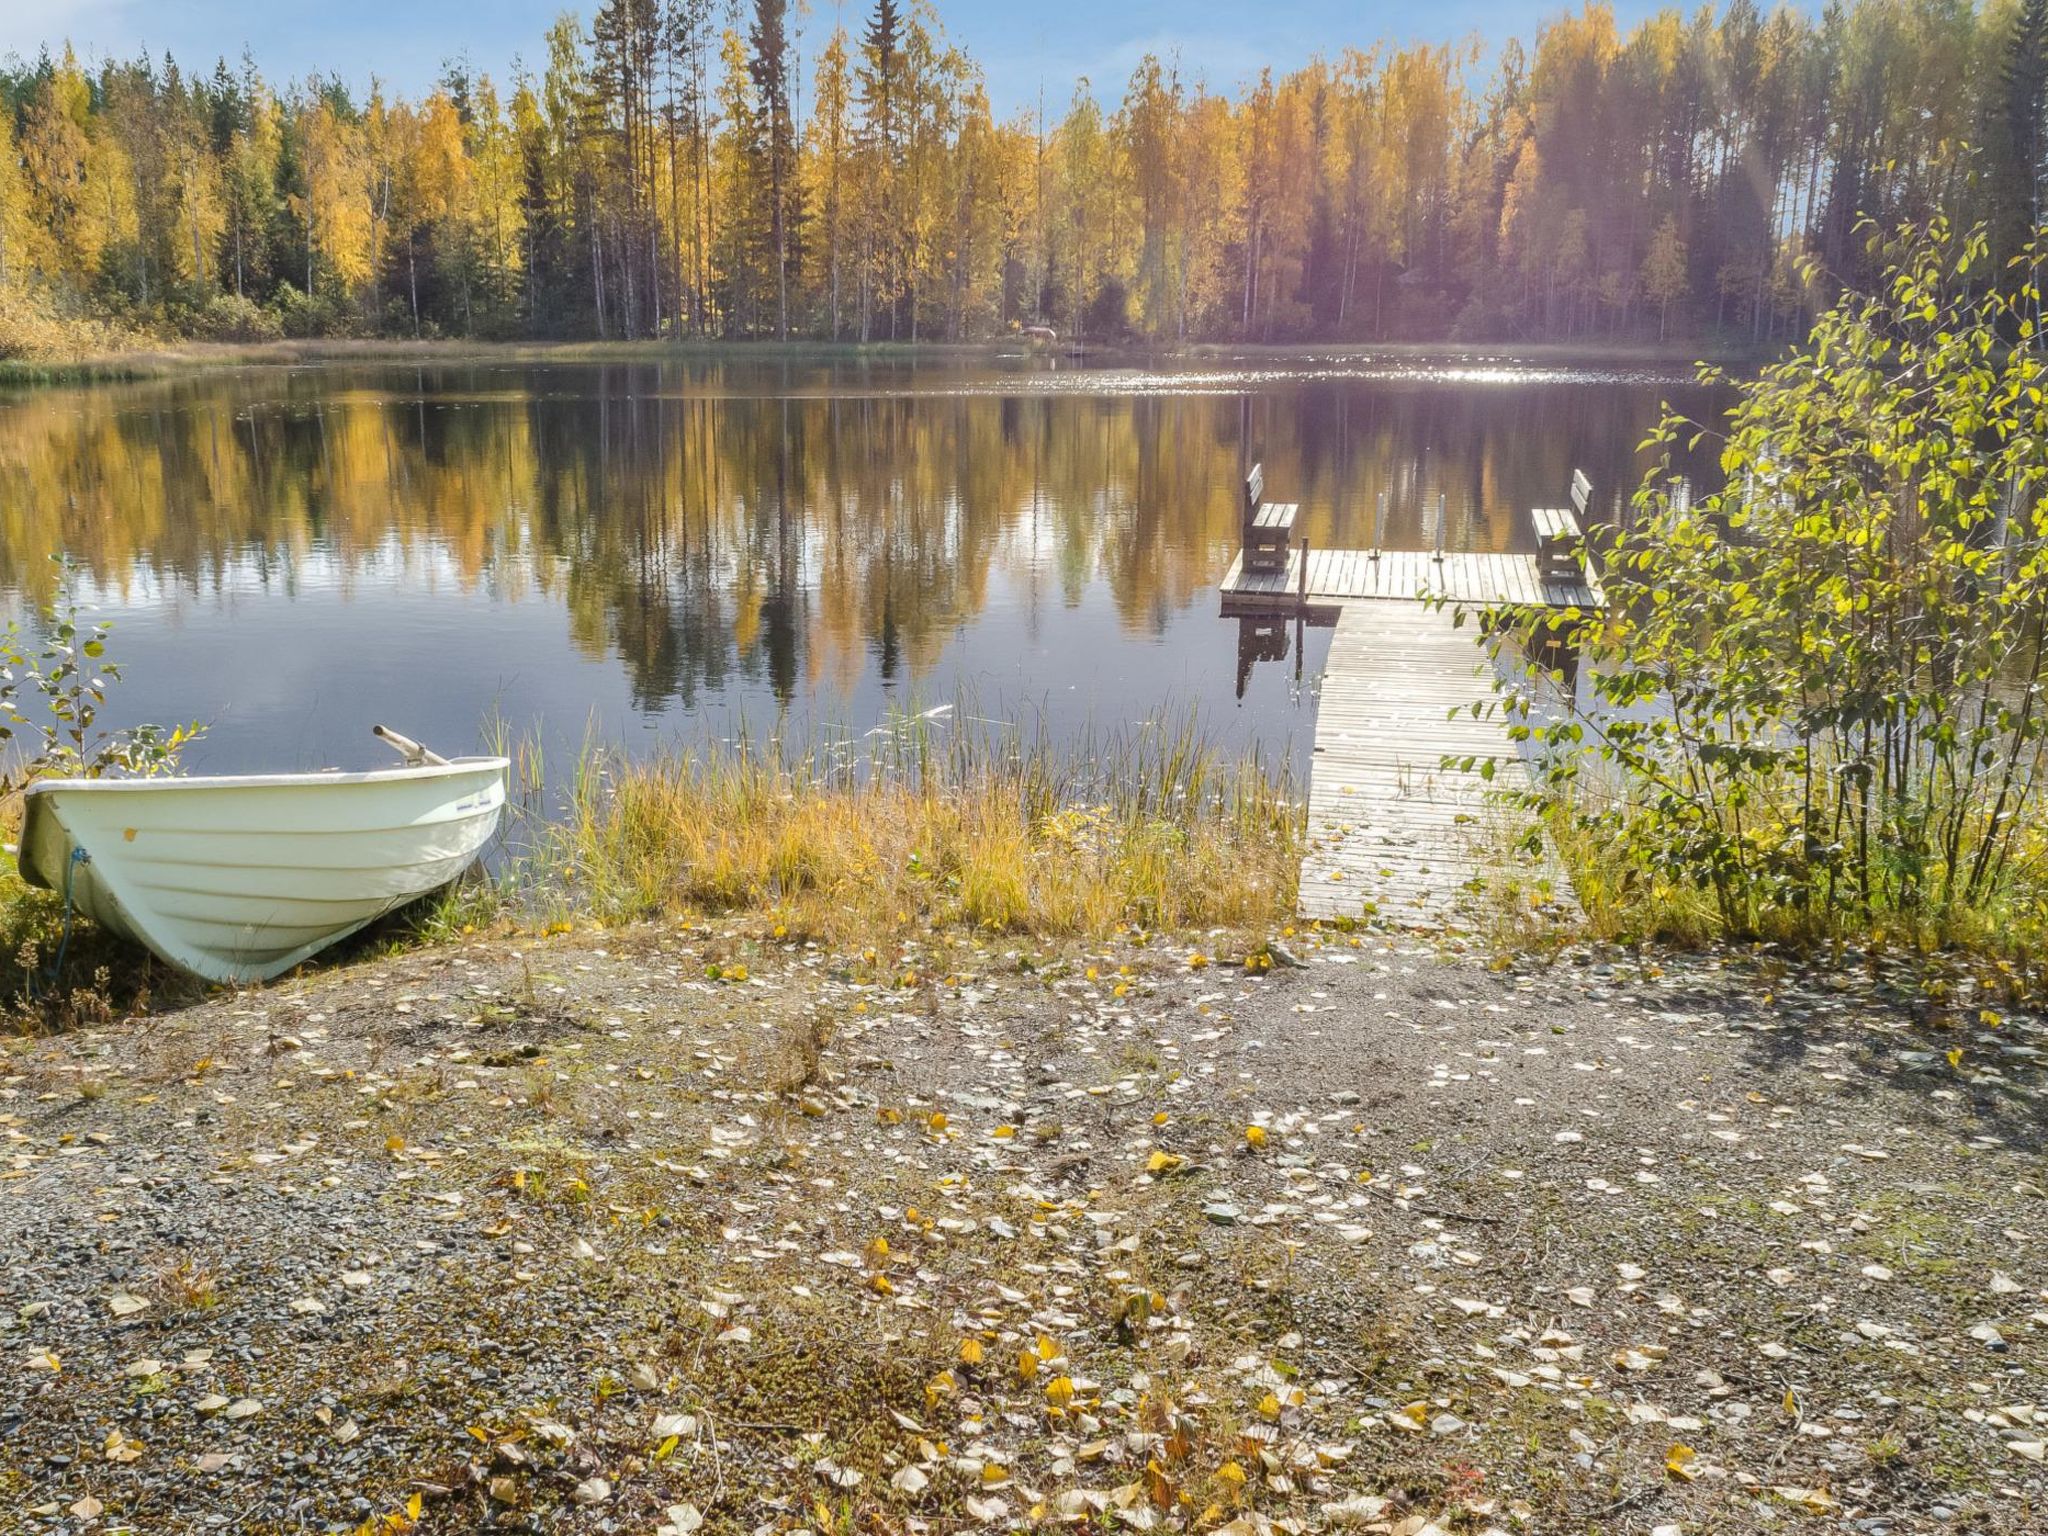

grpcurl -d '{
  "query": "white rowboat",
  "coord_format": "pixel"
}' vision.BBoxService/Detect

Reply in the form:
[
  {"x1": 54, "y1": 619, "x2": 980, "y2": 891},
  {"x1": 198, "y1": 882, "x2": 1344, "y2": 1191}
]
[{"x1": 15, "y1": 737, "x2": 508, "y2": 984}]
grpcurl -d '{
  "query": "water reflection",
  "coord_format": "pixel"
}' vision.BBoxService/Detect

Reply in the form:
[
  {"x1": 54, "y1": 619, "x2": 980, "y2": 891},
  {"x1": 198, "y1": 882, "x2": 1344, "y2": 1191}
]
[{"x1": 0, "y1": 357, "x2": 1725, "y2": 775}]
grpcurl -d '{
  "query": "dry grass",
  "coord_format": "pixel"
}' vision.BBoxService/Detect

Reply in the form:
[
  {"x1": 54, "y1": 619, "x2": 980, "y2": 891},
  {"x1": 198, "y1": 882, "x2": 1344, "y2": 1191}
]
[
  {"x1": 0, "y1": 287, "x2": 149, "y2": 375},
  {"x1": 509, "y1": 710, "x2": 1303, "y2": 948},
  {"x1": 2, "y1": 709, "x2": 1305, "y2": 1022}
]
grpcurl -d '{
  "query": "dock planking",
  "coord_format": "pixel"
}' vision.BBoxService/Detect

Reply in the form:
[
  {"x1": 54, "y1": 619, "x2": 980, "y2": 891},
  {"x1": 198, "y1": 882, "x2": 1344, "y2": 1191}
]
[
  {"x1": 1218, "y1": 547, "x2": 1601, "y2": 614},
  {"x1": 1296, "y1": 601, "x2": 1578, "y2": 928},
  {"x1": 1216, "y1": 478, "x2": 1600, "y2": 926}
]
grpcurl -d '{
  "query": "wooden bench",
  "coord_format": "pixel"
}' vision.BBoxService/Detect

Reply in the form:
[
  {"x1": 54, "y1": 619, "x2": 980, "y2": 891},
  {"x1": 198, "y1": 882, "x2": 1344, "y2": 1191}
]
[
  {"x1": 1532, "y1": 471, "x2": 1592, "y2": 583},
  {"x1": 1242, "y1": 462, "x2": 1299, "y2": 576}
]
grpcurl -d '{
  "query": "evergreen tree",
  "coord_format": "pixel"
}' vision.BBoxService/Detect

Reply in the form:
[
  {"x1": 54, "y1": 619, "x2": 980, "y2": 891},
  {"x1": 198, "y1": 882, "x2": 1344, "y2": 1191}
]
[
  {"x1": 2000, "y1": 0, "x2": 2048, "y2": 259},
  {"x1": 748, "y1": 0, "x2": 795, "y2": 338}
]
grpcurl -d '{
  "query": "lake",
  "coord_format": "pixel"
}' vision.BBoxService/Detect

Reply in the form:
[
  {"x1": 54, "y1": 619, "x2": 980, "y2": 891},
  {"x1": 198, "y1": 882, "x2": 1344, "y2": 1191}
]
[{"x1": 0, "y1": 353, "x2": 1727, "y2": 780}]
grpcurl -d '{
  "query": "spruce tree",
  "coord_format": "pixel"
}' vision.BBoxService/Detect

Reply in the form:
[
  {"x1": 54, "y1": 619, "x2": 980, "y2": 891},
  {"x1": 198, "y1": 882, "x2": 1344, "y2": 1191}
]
[{"x1": 2001, "y1": 0, "x2": 2048, "y2": 250}]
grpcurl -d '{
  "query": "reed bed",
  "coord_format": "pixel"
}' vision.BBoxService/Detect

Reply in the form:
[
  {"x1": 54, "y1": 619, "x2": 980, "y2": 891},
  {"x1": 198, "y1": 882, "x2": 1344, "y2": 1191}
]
[{"x1": 495, "y1": 707, "x2": 1304, "y2": 945}]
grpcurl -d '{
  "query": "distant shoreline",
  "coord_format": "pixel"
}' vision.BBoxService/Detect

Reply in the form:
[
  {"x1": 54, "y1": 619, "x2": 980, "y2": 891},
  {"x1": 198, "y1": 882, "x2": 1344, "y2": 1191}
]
[{"x1": 0, "y1": 333, "x2": 1777, "y2": 388}]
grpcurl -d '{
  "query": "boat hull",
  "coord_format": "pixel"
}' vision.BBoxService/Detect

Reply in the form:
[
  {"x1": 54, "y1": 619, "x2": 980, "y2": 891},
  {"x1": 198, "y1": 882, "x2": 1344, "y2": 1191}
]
[{"x1": 17, "y1": 758, "x2": 509, "y2": 984}]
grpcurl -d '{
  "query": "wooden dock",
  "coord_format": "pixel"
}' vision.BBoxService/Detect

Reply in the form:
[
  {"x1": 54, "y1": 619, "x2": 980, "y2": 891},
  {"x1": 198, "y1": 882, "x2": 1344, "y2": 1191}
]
[
  {"x1": 1297, "y1": 602, "x2": 1576, "y2": 927},
  {"x1": 1216, "y1": 470, "x2": 1603, "y2": 928},
  {"x1": 1218, "y1": 547, "x2": 1602, "y2": 613}
]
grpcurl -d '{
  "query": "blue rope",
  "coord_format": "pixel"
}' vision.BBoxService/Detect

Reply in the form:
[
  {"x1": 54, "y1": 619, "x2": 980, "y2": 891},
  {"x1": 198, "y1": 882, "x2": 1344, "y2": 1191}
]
[{"x1": 31, "y1": 846, "x2": 89, "y2": 999}]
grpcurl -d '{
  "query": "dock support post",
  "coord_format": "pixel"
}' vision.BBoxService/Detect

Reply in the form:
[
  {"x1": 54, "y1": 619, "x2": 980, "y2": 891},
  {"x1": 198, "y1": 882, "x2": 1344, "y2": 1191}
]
[
  {"x1": 1372, "y1": 493, "x2": 1385, "y2": 559},
  {"x1": 1434, "y1": 494, "x2": 1446, "y2": 562},
  {"x1": 1298, "y1": 537, "x2": 1310, "y2": 609}
]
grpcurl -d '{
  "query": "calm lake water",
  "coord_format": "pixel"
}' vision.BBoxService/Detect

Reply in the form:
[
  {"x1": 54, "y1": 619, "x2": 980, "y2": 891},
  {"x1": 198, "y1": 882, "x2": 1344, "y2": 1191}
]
[{"x1": 0, "y1": 354, "x2": 1727, "y2": 780}]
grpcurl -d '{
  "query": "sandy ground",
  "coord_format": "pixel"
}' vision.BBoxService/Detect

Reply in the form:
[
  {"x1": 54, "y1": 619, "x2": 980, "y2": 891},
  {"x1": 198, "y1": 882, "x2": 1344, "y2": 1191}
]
[{"x1": 2, "y1": 922, "x2": 2043, "y2": 1535}]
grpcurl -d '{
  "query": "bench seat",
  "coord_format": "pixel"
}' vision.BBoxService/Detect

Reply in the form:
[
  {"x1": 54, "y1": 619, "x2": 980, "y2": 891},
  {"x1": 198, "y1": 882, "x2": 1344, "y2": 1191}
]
[
  {"x1": 1244, "y1": 502, "x2": 1298, "y2": 573},
  {"x1": 1532, "y1": 505, "x2": 1581, "y2": 580}
]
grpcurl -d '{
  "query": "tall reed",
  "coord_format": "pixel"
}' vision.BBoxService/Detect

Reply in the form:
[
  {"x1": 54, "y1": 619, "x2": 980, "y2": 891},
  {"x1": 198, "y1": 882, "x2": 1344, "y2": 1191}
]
[{"x1": 503, "y1": 705, "x2": 1302, "y2": 944}]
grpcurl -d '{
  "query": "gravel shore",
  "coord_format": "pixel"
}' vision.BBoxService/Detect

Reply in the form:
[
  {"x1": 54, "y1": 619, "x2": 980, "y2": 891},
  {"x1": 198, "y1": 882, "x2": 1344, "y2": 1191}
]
[{"x1": 3, "y1": 923, "x2": 2043, "y2": 1534}]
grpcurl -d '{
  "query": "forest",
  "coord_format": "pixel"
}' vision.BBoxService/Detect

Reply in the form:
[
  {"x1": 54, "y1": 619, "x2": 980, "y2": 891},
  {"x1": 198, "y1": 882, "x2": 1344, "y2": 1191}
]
[{"x1": 0, "y1": 0, "x2": 2045, "y2": 351}]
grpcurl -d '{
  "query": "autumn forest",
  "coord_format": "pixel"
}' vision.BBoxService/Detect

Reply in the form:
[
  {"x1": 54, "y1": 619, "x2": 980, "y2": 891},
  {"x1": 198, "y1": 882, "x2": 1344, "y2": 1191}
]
[{"x1": 1, "y1": 0, "x2": 2047, "y2": 352}]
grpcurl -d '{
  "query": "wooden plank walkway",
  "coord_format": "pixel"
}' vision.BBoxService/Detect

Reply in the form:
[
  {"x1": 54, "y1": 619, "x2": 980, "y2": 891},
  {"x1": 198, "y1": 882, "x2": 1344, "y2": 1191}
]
[
  {"x1": 1297, "y1": 603, "x2": 1577, "y2": 928},
  {"x1": 1219, "y1": 547, "x2": 1602, "y2": 613}
]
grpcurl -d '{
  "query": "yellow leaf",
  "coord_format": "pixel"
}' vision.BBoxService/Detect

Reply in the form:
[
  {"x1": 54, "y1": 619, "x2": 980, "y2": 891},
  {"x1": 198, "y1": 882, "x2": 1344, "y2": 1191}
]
[
  {"x1": 927, "y1": 1112, "x2": 948, "y2": 1133},
  {"x1": 1146, "y1": 1149, "x2": 1184, "y2": 1175},
  {"x1": 1665, "y1": 1443, "x2": 1698, "y2": 1481},
  {"x1": 959, "y1": 1337, "x2": 984, "y2": 1366},
  {"x1": 1947, "y1": 1047, "x2": 1965, "y2": 1068},
  {"x1": 1016, "y1": 1350, "x2": 1040, "y2": 1382},
  {"x1": 1771, "y1": 1485, "x2": 1840, "y2": 1514},
  {"x1": 1045, "y1": 1375, "x2": 1076, "y2": 1408},
  {"x1": 1257, "y1": 1392, "x2": 1282, "y2": 1419},
  {"x1": 1244, "y1": 1125, "x2": 1268, "y2": 1150}
]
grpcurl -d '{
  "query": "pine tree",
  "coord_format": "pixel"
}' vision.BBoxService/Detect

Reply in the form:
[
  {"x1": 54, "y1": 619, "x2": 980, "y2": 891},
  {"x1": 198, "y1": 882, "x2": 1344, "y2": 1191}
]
[
  {"x1": 856, "y1": 0, "x2": 903, "y2": 338},
  {"x1": 2002, "y1": 0, "x2": 2048, "y2": 254},
  {"x1": 748, "y1": 0, "x2": 795, "y2": 338}
]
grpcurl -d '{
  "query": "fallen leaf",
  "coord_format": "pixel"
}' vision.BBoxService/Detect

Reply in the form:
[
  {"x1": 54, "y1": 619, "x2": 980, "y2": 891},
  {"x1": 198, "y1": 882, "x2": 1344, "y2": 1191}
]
[
  {"x1": 1771, "y1": 1486, "x2": 1839, "y2": 1515},
  {"x1": 891, "y1": 1464, "x2": 930, "y2": 1495}
]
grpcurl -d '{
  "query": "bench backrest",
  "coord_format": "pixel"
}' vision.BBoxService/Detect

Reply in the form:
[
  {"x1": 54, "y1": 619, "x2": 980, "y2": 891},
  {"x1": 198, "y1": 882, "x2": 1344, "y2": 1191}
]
[
  {"x1": 1570, "y1": 469, "x2": 1592, "y2": 519},
  {"x1": 1245, "y1": 462, "x2": 1265, "y2": 513}
]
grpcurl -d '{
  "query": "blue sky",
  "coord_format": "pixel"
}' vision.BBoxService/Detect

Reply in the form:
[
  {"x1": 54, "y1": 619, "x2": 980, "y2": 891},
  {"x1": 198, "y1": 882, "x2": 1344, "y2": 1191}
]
[{"x1": 2, "y1": 1, "x2": 1717, "y2": 116}]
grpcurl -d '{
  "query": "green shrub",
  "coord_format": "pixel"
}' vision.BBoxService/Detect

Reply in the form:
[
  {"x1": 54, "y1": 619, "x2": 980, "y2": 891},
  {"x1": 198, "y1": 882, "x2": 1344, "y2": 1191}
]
[
  {"x1": 189, "y1": 292, "x2": 285, "y2": 343},
  {"x1": 1498, "y1": 217, "x2": 2048, "y2": 950}
]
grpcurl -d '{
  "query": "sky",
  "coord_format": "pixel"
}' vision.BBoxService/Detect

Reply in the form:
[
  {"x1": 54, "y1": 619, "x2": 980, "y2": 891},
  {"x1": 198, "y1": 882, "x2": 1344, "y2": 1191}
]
[{"x1": 1, "y1": 1, "x2": 1729, "y2": 117}]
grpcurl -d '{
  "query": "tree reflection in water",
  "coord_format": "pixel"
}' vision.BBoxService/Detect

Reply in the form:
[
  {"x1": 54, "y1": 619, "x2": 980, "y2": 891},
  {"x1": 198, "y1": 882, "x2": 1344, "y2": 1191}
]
[{"x1": 0, "y1": 356, "x2": 1724, "y2": 770}]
